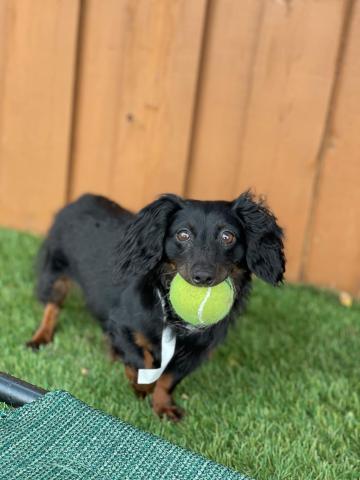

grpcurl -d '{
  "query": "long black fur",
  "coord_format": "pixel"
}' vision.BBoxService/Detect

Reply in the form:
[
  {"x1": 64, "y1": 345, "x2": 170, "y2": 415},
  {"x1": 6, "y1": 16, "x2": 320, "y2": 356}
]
[{"x1": 34, "y1": 191, "x2": 285, "y2": 415}]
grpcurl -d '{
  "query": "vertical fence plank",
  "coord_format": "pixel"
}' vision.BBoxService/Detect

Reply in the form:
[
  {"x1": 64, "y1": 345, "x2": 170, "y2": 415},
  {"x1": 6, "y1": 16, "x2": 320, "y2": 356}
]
[
  {"x1": 234, "y1": 0, "x2": 347, "y2": 281},
  {"x1": 0, "y1": 0, "x2": 80, "y2": 232},
  {"x1": 70, "y1": 0, "x2": 207, "y2": 212},
  {"x1": 303, "y1": 2, "x2": 360, "y2": 296},
  {"x1": 0, "y1": 0, "x2": 358, "y2": 295},
  {"x1": 186, "y1": 0, "x2": 263, "y2": 200}
]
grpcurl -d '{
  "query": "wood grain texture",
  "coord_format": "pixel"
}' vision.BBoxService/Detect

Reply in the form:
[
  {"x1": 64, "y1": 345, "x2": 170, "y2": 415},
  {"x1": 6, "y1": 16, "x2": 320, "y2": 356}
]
[
  {"x1": 186, "y1": 0, "x2": 264, "y2": 200},
  {"x1": 70, "y1": 0, "x2": 207, "y2": 212},
  {"x1": 0, "y1": 0, "x2": 359, "y2": 295},
  {"x1": 0, "y1": 0, "x2": 80, "y2": 232},
  {"x1": 303, "y1": 2, "x2": 360, "y2": 296},
  {"x1": 234, "y1": 0, "x2": 347, "y2": 281}
]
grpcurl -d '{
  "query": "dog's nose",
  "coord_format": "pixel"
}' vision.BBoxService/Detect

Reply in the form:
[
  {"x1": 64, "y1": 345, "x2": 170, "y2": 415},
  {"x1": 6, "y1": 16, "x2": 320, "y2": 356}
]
[{"x1": 191, "y1": 268, "x2": 215, "y2": 286}]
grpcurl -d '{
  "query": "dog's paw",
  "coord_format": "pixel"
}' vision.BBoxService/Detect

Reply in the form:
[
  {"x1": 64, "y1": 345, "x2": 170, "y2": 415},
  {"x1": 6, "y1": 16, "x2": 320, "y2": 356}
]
[
  {"x1": 25, "y1": 336, "x2": 52, "y2": 350},
  {"x1": 25, "y1": 339, "x2": 42, "y2": 351},
  {"x1": 154, "y1": 404, "x2": 185, "y2": 422}
]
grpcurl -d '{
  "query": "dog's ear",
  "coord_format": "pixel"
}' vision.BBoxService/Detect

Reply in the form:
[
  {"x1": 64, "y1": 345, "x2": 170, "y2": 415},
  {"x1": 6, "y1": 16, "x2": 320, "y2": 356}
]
[
  {"x1": 114, "y1": 194, "x2": 182, "y2": 281},
  {"x1": 232, "y1": 191, "x2": 285, "y2": 285}
]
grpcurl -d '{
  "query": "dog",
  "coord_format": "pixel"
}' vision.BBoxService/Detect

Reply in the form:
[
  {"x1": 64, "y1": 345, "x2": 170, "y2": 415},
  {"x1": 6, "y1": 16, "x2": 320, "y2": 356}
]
[{"x1": 26, "y1": 191, "x2": 285, "y2": 421}]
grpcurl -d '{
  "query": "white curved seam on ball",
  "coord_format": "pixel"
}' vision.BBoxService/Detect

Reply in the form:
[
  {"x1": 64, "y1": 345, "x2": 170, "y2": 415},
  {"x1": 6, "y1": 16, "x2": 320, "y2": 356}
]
[{"x1": 197, "y1": 287, "x2": 212, "y2": 323}]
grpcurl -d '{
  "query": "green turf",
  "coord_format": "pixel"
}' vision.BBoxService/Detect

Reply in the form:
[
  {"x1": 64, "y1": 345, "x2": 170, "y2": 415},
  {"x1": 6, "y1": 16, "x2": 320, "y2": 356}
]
[{"x1": 0, "y1": 228, "x2": 359, "y2": 479}]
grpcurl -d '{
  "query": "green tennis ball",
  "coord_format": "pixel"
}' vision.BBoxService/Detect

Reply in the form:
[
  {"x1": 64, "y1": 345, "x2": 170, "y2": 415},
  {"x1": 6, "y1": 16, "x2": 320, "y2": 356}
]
[{"x1": 169, "y1": 274, "x2": 234, "y2": 325}]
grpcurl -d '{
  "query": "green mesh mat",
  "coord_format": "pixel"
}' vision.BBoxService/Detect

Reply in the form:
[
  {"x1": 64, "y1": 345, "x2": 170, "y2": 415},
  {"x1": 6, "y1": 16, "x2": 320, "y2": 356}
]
[{"x1": 0, "y1": 391, "x2": 247, "y2": 479}]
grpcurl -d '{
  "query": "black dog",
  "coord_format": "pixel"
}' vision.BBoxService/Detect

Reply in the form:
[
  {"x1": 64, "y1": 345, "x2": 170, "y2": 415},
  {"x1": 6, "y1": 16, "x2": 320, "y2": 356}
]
[{"x1": 27, "y1": 191, "x2": 285, "y2": 421}]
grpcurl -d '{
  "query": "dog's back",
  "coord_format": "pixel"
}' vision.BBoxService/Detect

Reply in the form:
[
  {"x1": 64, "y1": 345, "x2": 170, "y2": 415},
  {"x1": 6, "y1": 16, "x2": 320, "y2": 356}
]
[{"x1": 36, "y1": 194, "x2": 133, "y2": 321}]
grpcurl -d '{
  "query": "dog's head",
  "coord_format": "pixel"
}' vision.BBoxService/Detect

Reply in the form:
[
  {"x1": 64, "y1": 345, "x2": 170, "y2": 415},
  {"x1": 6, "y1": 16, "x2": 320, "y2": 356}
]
[{"x1": 114, "y1": 191, "x2": 285, "y2": 287}]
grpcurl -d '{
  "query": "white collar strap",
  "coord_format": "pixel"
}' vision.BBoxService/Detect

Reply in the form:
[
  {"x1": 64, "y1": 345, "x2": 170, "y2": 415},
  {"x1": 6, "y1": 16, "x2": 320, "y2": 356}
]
[
  {"x1": 137, "y1": 326, "x2": 176, "y2": 384},
  {"x1": 137, "y1": 289, "x2": 176, "y2": 384}
]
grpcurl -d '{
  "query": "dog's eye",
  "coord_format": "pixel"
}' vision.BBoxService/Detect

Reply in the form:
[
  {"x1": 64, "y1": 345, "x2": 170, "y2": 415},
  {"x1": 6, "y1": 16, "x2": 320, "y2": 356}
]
[
  {"x1": 220, "y1": 230, "x2": 236, "y2": 246},
  {"x1": 176, "y1": 229, "x2": 191, "y2": 242}
]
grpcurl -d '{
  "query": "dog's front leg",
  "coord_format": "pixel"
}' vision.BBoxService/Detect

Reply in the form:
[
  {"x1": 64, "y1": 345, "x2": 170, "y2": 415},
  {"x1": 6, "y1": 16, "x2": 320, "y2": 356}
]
[
  {"x1": 152, "y1": 372, "x2": 185, "y2": 422},
  {"x1": 109, "y1": 326, "x2": 156, "y2": 398}
]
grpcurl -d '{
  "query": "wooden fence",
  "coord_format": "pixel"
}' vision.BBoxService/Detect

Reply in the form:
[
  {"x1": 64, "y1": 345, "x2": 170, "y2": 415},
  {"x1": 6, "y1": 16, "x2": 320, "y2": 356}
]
[{"x1": 0, "y1": 0, "x2": 359, "y2": 296}]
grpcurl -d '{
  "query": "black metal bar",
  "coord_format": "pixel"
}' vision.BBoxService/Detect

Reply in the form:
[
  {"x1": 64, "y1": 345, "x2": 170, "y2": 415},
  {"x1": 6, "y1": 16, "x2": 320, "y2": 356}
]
[{"x1": 0, "y1": 372, "x2": 47, "y2": 407}]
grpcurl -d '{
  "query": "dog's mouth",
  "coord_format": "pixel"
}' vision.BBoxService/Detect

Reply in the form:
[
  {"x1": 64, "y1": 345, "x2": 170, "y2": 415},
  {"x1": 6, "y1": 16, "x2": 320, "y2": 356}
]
[{"x1": 161, "y1": 262, "x2": 240, "y2": 290}]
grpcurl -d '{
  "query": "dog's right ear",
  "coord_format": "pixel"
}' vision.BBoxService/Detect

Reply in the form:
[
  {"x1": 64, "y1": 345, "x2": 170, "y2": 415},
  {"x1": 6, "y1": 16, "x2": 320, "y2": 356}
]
[{"x1": 113, "y1": 194, "x2": 182, "y2": 282}]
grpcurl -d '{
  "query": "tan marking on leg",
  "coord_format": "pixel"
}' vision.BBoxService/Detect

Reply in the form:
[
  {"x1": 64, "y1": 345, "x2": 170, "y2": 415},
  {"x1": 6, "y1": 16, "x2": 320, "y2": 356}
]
[
  {"x1": 152, "y1": 373, "x2": 184, "y2": 422},
  {"x1": 26, "y1": 303, "x2": 59, "y2": 348},
  {"x1": 51, "y1": 278, "x2": 70, "y2": 307},
  {"x1": 127, "y1": 331, "x2": 155, "y2": 397},
  {"x1": 133, "y1": 332, "x2": 152, "y2": 351},
  {"x1": 143, "y1": 348, "x2": 153, "y2": 369},
  {"x1": 152, "y1": 374, "x2": 173, "y2": 409},
  {"x1": 134, "y1": 331, "x2": 154, "y2": 369},
  {"x1": 26, "y1": 278, "x2": 70, "y2": 349},
  {"x1": 125, "y1": 364, "x2": 155, "y2": 398},
  {"x1": 125, "y1": 365, "x2": 137, "y2": 383},
  {"x1": 133, "y1": 331, "x2": 154, "y2": 371}
]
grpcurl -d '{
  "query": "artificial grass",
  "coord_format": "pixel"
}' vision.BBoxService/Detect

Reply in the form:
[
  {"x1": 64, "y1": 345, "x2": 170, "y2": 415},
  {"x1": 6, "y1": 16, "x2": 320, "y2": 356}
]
[{"x1": 0, "y1": 228, "x2": 359, "y2": 480}]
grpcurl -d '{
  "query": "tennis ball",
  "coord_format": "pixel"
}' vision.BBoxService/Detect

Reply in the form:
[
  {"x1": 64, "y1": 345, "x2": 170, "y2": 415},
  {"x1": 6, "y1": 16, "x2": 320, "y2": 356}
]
[{"x1": 169, "y1": 274, "x2": 234, "y2": 325}]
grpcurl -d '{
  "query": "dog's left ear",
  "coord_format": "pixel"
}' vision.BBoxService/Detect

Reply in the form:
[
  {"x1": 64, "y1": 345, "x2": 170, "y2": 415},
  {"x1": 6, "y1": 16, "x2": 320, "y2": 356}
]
[
  {"x1": 232, "y1": 191, "x2": 285, "y2": 285},
  {"x1": 114, "y1": 194, "x2": 182, "y2": 281}
]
